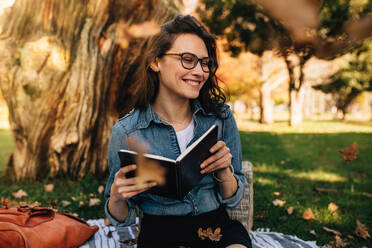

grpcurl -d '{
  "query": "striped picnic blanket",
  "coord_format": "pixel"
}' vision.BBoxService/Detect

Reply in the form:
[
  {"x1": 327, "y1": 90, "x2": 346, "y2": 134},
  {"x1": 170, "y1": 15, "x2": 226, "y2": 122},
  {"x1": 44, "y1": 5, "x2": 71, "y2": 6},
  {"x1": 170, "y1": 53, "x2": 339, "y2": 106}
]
[{"x1": 80, "y1": 219, "x2": 320, "y2": 248}]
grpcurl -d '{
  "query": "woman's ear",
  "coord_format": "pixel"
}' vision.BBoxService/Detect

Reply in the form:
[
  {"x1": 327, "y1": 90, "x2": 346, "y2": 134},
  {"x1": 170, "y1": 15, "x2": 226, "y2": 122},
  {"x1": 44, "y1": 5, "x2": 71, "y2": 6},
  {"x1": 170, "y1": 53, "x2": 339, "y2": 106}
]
[{"x1": 149, "y1": 57, "x2": 160, "y2": 72}]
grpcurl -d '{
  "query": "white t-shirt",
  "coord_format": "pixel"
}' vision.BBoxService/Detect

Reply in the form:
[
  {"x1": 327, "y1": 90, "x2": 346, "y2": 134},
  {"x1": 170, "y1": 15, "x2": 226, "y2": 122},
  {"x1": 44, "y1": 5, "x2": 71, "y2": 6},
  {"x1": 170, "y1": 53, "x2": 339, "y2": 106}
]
[{"x1": 176, "y1": 119, "x2": 195, "y2": 153}]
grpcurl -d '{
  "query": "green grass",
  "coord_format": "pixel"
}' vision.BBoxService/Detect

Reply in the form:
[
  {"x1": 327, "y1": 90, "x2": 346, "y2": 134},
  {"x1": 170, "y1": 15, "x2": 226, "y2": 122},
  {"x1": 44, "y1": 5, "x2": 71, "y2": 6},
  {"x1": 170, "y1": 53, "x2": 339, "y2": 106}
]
[
  {"x1": 239, "y1": 119, "x2": 372, "y2": 247},
  {"x1": 1, "y1": 119, "x2": 372, "y2": 247}
]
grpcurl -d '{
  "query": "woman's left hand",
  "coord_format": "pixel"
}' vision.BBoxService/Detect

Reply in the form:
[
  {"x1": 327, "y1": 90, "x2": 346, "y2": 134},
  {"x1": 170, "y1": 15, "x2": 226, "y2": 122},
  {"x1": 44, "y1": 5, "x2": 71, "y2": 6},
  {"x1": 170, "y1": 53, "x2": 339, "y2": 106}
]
[{"x1": 200, "y1": 141, "x2": 232, "y2": 174}]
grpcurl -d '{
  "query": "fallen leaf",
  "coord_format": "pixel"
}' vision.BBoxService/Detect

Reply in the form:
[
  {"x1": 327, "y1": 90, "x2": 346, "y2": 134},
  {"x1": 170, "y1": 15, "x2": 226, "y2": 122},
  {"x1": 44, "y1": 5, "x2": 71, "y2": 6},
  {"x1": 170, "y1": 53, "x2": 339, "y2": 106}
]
[
  {"x1": 44, "y1": 184, "x2": 54, "y2": 192},
  {"x1": 314, "y1": 187, "x2": 338, "y2": 193},
  {"x1": 273, "y1": 192, "x2": 282, "y2": 196},
  {"x1": 339, "y1": 142, "x2": 359, "y2": 163},
  {"x1": 12, "y1": 189, "x2": 28, "y2": 199},
  {"x1": 287, "y1": 206, "x2": 294, "y2": 215},
  {"x1": 30, "y1": 201, "x2": 41, "y2": 208},
  {"x1": 61, "y1": 200, "x2": 71, "y2": 207},
  {"x1": 79, "y1": 201, "x2": 84, "y2": 207},
  {"x1": 309, "y1": 230, "x2": 316, "y2": 236},
  {"x1": 334, "y1": 235, "x2": 348, "y2": 247},
  {"x1": 98, "y1": 185, "x2": 105, "y2": 194},
  {"x1": 71, "y1": 196, "x2": 77, "y2": 201},
  {"x1": 197, "y1": 227, "x2": 222, "y2": 242},
  {"x1": 272, "y1": 199, "x2": 286, "y2": 207},
  {"x1": 302, "y1": 208, "x2": 315, "y2": 220},
  {"x1": 354, "y1": 220, "x2": 370, "y2": 239},
  {"x1": 328, "y1": 202, "x2": 338, "y2": 212},
  {"x1": 362, "y1": 192, "x2": 372, "y2": 198},
  {"x1": 347, "y1": 235, "x2": 354, "y2": 240},
  {"x1": 255, "y1": 211, "x2": 267, "y2": 219},
  {"x1": 323, "y1": 226, "x2": 342, "y2": 236},
  {"x1": 89, "y1": 198, "x2": 101, "y2": 207}
]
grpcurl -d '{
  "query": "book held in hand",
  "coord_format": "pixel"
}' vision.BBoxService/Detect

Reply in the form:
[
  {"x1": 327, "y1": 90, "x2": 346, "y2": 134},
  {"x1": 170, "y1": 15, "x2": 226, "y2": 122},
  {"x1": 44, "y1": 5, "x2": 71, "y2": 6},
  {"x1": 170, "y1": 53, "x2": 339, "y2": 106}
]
[{"x1": 118, "y1": 124, "x2": 218, "y2": 201}]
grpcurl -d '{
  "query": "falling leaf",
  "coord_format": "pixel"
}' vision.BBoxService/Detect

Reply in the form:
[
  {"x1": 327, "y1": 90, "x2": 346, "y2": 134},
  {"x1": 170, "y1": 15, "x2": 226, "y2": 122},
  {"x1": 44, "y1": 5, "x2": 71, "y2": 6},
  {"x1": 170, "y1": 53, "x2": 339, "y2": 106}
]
[
  {"x1": 89, "y1": 198, "x2": 101, "y2": 207},
  {"x1": 302, "y1": 208, "x2": 315, "y2": 220},
  {"x1": 44, "y1": 184, "x2": 54, "y2": 192},
  {"x1": 61, "y1": 200, "x2": 71, "y2": 207},
  {"x1": 287, "y1": 206, "x2": 294, "y2": 215},
  {"x1": 354, "y1": 220, "x2": 370, "y2": 239},
  {"x1": 339, "y1": 142, "x2": 359, "y2": 163},
  {"x1": 272, "y1": 199, "x2": 286, "y2": 207},
  {"x1": 12, "y1": 189, "x2": 28, "y2": 199},
  {"x1": 98, "y1": 185, "x2": 105, "y2": 194},
  {"x1": 323, "y1": 226, "x2": 342, "y2": 236},
  {"x1": 328, "y1": 202, "x2": 338, "y2": 212},
  {"x1": 309, "y1": 230, "x2": 316, "y2": 236}
]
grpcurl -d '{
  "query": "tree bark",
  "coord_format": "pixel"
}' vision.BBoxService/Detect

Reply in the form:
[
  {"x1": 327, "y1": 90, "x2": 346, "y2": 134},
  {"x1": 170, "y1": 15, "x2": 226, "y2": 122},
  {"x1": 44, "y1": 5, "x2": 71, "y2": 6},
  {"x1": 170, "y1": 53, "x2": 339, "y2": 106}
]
[
  {"x1": 259, "y1": 51, "x2": 288, "y2": 124},
  {"x1": 0, "y1": 0, "x2": 179, "y2": 181}
]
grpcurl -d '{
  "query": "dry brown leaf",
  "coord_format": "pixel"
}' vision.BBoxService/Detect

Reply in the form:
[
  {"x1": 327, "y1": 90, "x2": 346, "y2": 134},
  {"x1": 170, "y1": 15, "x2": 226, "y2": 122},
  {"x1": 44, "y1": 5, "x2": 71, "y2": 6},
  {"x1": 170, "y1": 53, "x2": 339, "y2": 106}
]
[
  {"x1": 328, "y1": 202, "x2": 338, "y2": 212},
  {"x1": 323, "y1": 226, "x2": 342, "y2": 236},
  {"x1": 287, "y1": 206, "x2": 294, "y2": 215},
  {"x1": 273, "y1": 191, "x2": 282, "y2": 196},
  {"x1": 309, "y1": 230, "x2": 316, "y2": 236},
  {"x1": 61, "y1": 200, "x2": 71, "y2": 207},
  {"x1": 302, "y1": 208, "x2": 315, "y2": 220},
  {"x1": 89, "y1": 198, "x2": 101, "y2": 207},
  {"x1": 339, "y1": 142, "x2": 359, "y2": 163},
  {"x1": 29, "y1": 201, "x2": 41, "y2": 208},
  {"x1": 334, "y1": 235, "x2": 348, "y2": 248},
  {"x1": 255, "y1": 211, "x2": 267, "y2": 219},
  {"x1": 272, "y1": 199, "x2": 286, "y2": 207},
  {"x1": 44, "y1": 184, "x2": 54, "y2": 192},
  {"x1": 12, "y1": 189, "x2": 28, "y2": 199},
  {"x1": 79, "y1": 201, "x2": 84, "y2": 207},
  {"x1": 98, "y1": 185, "x2": 105, "y2": 194},
  {"x1": 354, "y1": 220, "x2": 370, "y2": 239},
  {"x1": 71, "y1": 197, "x2": 77, "y2": 201}
]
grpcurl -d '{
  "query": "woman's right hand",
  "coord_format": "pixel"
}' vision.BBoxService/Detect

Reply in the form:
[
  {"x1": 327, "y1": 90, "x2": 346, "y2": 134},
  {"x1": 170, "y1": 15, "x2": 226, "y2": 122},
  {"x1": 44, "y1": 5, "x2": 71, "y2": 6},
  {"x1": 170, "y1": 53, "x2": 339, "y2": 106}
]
[{"x1": 110, "y1": 164, "x2": 157, "y2": 202}]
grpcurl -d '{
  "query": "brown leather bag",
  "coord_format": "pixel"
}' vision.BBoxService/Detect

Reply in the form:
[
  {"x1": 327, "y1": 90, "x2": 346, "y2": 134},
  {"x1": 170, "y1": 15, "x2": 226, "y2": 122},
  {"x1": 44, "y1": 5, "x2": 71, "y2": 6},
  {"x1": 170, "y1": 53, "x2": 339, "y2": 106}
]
[{"x1": 0, "y1": 206, "x2": 98, "y2": 248}]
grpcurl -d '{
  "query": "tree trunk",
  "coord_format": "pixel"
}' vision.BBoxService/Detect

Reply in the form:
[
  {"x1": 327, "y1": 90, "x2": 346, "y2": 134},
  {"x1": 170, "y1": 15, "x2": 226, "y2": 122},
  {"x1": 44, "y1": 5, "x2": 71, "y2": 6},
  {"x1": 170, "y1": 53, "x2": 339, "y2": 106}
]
[
  {"x1": 284, "y1": 54, "x2": 307, "y2": 126},
  {"x1": 259, "y1": 51, "x2": 287, "y2": 124},
  {"x1": 0, "y1": 0, "x2": 179, "y2": 181}
]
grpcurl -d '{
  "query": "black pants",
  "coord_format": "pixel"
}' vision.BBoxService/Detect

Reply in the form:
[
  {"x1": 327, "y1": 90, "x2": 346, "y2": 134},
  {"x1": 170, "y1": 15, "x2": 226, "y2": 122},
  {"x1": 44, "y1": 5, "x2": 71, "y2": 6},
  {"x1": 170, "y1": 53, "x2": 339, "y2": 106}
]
[{"x1": 137, "y1": 206, "x2": 252, "y2": 248}]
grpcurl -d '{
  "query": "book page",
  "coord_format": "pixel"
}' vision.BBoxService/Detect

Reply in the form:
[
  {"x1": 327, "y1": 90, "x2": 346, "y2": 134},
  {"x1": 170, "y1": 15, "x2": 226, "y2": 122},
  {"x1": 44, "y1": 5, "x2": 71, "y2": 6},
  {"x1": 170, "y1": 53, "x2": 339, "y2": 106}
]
[{"x1": 119, "y1": 149, "x2": 176, "y2": 163}]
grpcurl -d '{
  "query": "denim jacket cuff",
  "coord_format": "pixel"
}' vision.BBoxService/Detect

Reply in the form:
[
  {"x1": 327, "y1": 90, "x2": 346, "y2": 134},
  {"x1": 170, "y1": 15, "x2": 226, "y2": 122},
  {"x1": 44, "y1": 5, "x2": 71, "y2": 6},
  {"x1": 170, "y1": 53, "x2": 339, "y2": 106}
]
[
  {"x1": 104, "y1": 199, "x2": 137, "y2": 227},
  {"x1": 217, "y1": 175, "x2": 245, "y2": 209}
]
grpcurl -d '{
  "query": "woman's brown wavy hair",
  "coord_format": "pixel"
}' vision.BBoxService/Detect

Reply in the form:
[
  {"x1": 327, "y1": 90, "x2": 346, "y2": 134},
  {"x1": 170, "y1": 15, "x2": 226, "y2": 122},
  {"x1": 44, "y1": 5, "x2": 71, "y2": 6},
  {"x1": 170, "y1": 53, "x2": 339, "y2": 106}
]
[{"x1": 130, "y1": 15, "x2": 227, "y2": 118}]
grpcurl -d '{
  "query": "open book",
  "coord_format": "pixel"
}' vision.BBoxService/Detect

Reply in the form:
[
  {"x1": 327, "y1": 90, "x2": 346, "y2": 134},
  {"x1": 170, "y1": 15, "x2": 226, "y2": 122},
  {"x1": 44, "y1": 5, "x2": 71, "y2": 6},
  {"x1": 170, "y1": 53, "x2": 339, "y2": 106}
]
[{"x1": 118, "y1": 124, "x2": 218, "y2": 201}]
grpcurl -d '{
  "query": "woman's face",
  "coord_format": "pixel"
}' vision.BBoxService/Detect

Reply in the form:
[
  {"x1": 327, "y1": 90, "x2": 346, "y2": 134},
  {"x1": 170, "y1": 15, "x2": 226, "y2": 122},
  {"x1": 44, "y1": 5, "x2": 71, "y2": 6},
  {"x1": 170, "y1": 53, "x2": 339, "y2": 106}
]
[{"x1": 151, "y1": 33, "x2": 210, "y2": 101}]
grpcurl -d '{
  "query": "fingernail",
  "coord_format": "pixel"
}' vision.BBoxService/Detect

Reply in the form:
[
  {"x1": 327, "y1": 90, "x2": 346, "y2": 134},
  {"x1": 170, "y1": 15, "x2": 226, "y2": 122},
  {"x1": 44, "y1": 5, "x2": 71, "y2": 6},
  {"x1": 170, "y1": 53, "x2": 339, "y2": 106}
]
[
  {"x1": 132, "y1": 165, "x2": 136, "y2": 170},
  {"x1": 200, "y1": 163, "x2": 204, "y2": 168}
]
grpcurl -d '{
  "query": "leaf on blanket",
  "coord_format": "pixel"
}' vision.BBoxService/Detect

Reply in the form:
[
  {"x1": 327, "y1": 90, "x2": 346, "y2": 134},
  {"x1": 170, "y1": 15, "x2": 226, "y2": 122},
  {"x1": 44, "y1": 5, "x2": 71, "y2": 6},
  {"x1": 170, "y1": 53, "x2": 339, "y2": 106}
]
[
  {"x1": 302, "y1": 208, "x2": 315, "y2": 220},
  {"x1": 323, "y1": 226, "x2": 341, "y2": 236},
  {"x1": 44, "y1": 184, "x2": 54, "y2": 192},
  {"x1": 287, "y1": 206, "x2": 294, "y2": 215},
  {"x1": 12, "y1": 189, "x2": 28, "y2": 199},
  {"x1": 354, "y1": 220, "x2": 370, "y2": 239},
  {"x1": 272, "y1": 199, "x2": 286, "y2": 207},
  {"x1": 328, "y1": 202, "x2": 338, "y2": 212}
]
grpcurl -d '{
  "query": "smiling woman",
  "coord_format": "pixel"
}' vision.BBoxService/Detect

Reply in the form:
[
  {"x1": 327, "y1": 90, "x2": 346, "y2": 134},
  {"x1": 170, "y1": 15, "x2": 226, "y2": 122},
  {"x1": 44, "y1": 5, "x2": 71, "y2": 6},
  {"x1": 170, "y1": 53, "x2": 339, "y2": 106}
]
[{"x1": 105, "y1": 15, "x2": 252, "y2": 248}]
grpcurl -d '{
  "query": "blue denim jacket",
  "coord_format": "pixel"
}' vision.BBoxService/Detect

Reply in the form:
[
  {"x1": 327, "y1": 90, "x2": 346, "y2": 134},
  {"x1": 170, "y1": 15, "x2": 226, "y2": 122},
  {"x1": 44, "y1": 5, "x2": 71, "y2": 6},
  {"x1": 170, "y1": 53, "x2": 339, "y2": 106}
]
[{"x1": 104, "y1": 100, "x2": 244, "y2": 227}]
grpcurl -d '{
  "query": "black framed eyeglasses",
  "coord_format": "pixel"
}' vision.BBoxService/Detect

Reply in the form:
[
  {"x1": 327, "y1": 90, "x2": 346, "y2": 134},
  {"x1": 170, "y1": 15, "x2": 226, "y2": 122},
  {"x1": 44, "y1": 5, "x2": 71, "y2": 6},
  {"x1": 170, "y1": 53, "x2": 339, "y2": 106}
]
[{"x1": 163, "y1": 52, "x2": 214, "y2": 73}]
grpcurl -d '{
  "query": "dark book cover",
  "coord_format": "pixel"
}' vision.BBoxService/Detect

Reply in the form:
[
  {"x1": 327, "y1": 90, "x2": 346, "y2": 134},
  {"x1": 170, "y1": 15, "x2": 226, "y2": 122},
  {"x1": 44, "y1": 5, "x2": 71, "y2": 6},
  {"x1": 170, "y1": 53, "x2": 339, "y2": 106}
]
[{"x1": 118, "y1": 124, "x2": 218, "y2": 201}]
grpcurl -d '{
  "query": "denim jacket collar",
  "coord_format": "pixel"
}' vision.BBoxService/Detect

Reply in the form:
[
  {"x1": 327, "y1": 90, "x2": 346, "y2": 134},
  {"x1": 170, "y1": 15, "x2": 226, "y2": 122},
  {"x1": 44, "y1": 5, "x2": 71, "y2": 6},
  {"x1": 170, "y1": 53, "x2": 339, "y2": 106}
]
[{"x1": 137, "y1": 99, "x2": 208, "y2": 129}]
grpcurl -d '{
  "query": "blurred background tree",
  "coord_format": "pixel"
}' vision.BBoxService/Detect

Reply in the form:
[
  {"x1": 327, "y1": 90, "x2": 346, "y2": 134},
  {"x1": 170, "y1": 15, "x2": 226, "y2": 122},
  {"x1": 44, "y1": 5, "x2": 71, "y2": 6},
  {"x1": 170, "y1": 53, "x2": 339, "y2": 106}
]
[
  {"x1": 0, "y1": 0, "x2": 180, "y2": 181},
  {"x1": 313, "y1": 39, "x2": 372, "y2": 120},
  {"x1": 198, "y1": 0, "x2": 372, "y2": 126}
]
